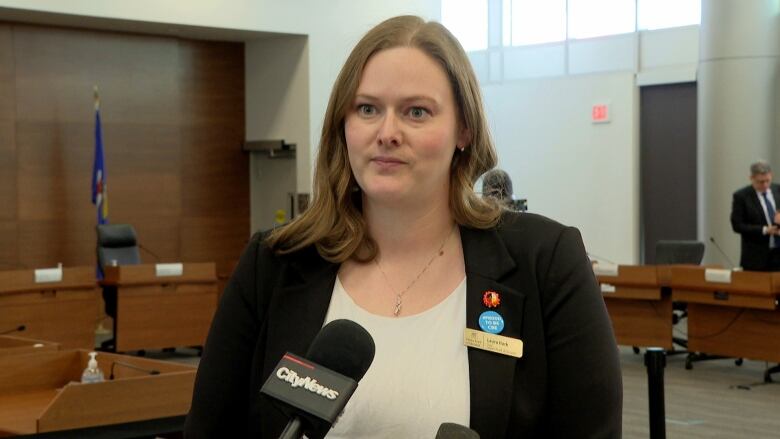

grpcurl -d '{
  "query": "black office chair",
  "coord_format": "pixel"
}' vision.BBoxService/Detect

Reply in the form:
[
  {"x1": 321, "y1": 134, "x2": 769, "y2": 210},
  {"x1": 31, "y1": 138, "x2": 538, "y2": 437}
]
[
  {"x1": 655, "y1": 240, "x2": 705, "y2": 266},
  {"x1": 96, "y1": 224, "x2": 141, "y2": 351}
]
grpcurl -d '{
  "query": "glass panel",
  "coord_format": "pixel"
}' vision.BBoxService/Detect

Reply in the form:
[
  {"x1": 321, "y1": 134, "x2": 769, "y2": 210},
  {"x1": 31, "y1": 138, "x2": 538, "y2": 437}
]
[
  {"x1": 509, "y1": 0, "x2": 567, "y2": 46},
  {"x1": 502, "y1": 0, "x2": 512, "y2": 46},
  {"x1": 442, "y1": 0, "x2": 489, "y2": 51},
  {"x1": 568, "y1": 0, "x2": 636, "y2": 39},
  {"x1": 638, "y1": 0, "x2": 700, "y2": 30}
]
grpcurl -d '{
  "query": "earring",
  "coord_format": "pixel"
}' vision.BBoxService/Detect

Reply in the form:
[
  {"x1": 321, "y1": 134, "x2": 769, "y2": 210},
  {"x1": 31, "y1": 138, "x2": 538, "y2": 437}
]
[{"x1": 458, "y1": 145, "x2": 465, "y2": 152}]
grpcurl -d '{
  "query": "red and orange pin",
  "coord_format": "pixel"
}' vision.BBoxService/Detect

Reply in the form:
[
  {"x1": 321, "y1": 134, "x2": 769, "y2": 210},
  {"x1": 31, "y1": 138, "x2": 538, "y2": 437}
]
[{"x1": 482, "y1": 290, "x2": 501, "y2": 308}]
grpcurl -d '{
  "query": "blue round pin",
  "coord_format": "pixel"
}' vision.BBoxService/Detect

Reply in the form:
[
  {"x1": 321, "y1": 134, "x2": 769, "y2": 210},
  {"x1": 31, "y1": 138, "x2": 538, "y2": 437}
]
[{"x1": 478, "y1": 310, "x2": 505, "y2": 334}]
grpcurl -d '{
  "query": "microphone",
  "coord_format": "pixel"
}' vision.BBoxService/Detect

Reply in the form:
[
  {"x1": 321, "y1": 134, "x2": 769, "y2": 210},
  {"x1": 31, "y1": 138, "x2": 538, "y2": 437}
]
[
  {"x1": 435, "y1": 423, "x2": 480, "y2": 438},
  {"x1": 137, "y1": 243, "x2": 161, "y2": 262},
  {"x1": 260, "y1": 319, "x2": 375, "y2": 439},
  {"x1": 709, "y1": 236, "x2": 736, "y2": 268},
  {"x1": 108, "y1": 360, "x2": 161, "y2": 380},
  {"x1": 0, "y1": 325, "x2": 26, "y2": 335}
]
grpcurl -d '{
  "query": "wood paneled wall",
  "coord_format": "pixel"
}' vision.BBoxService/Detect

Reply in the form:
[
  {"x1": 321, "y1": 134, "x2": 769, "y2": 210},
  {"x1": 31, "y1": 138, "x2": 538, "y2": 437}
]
[{"x1": 0, "y1": 23, "x2": 248, "y2": 276}]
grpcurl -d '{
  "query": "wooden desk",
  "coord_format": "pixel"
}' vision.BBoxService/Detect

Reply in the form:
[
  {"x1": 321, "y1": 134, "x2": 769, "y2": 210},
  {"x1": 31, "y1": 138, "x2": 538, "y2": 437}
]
[
  {"x1": 595, "y1": 264, "x2": 673, "y2": 349},
  {"x1": 670, "y1": 267, "x2": 780, "y2": 363},
  {"x1": 0, "y1": 267, "x2": 99, "y2": 349},
  {"x1": 0, "y1": 335, "x2": 59, "y2": 357},
  {"x1": 102, "y1": 263, "x2": 218, "y2": 352},
  {"x1": 0, "y1": 349, "x2": 195, "y2": 436}
]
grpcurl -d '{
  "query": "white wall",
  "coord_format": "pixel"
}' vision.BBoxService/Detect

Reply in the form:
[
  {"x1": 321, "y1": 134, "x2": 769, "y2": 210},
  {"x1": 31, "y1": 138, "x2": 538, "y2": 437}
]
[
  {"x1": 484, "y1": 73, "x2": 639, "y2": 264},
  {"x1": 475, "y1": 26, "x2": 699, "y2": 264}
]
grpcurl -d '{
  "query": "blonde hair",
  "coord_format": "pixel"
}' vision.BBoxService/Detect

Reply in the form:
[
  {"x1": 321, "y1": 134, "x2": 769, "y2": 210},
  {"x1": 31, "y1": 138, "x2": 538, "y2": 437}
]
[{"x1": 266, "y1": 15, "x2": 501, "y2": 262}]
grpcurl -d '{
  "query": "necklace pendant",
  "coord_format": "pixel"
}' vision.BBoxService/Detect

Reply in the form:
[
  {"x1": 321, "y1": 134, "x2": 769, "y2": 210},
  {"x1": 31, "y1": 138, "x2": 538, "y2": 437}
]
[{"x1": 394, "y1": 295, "x2": 402, "y2": 316}]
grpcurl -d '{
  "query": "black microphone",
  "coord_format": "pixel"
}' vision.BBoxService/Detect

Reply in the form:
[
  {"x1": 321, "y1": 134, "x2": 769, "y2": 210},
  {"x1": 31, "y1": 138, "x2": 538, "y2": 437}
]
[
  {"x1": 709, "y1": 236, "x2": 737, "y2": 268},
  {"x1": 108, "y1": 360, "x2": 161, "y2": 380},
  {"x1": 261, "y1": 319, "x2": 375, "y2": 439},
  {"x1": 137, "y1": 243, "x2": 161, "y2": 262},
  {"x1": 0, "y1": 325, "x2": 26, "y2": 335},
  {"x1": 435, "y1": 422, "x2": 480, "y2": 438}
]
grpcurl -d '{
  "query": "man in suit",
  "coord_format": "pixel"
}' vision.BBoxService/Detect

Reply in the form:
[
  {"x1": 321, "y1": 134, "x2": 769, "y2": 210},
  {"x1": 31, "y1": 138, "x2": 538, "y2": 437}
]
[{"x1": 731, "y1": 160, "x2": 780, "y2": 271}]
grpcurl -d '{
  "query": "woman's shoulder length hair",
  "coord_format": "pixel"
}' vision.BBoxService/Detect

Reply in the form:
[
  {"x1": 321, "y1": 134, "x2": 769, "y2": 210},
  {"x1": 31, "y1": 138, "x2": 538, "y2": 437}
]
[{"x1": 265, "y1": 15, "x2": 501, "y2": 263}]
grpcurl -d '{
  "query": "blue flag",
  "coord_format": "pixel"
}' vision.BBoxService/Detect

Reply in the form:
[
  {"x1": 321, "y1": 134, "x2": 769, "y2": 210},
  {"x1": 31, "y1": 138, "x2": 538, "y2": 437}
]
[
  {"x1": 91, "y1": 97, "x2": 108, "y2": 280},
  {"x1": 91, "y1": 107, "x2": 108, "y2": 225}
]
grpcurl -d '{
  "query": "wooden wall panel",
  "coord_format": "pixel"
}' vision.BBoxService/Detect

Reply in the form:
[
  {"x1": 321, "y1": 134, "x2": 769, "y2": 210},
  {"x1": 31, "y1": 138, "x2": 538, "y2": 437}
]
[
  {"x1": 18, "y1": 221, "x2": 95, "y2": 267},
  {"x1": 0, "y1": 24, "x2": 17, "y2": 226},
  {"x1": 178, "y1": 41, "x2": 248, "y2": 267},
  {"x1": 12, "y1": 26, "x2": 179, "y2": 125},
  {"x1": 0, "y1": 222, "x2": 17, "y2": 269},
  {"x1": 15, "y1": 122, "x2": 93, "y2": 221},
  {"x1": 1, "y1": 23, "x2": 247, "y2": 273}
]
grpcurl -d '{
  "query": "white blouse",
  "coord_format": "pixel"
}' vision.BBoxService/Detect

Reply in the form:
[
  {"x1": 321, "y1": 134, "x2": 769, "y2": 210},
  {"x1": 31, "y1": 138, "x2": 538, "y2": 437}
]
[{"x1": 322, "y1": 276, "x2": 470, "y2": 439}]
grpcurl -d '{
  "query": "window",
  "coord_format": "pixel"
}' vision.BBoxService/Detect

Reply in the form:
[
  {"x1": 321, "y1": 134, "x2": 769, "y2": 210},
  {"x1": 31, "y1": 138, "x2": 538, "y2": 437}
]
[
  {"x1": 441, "y1": 0, "x2": 489, "y2": 51},
  {"x1": 638, "y1": 0, "x2": 700, "y2": 30},
  {"x1": 503, "y1": 0, "x2": 567, "y2": 46},
  {"x1": 568, "y1": 0, "x2": 636, "y2": 39}
]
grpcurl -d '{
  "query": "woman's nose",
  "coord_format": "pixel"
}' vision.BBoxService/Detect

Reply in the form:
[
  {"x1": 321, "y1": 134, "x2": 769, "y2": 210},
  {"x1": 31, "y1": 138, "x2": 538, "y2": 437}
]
[{"x1": 377, "y1": 112, "x2": 402, "y2": 147}]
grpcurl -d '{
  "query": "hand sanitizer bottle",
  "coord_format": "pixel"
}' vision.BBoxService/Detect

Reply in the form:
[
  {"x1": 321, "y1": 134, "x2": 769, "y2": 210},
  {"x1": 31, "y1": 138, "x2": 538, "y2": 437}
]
[{"x1": 81, "y1": 351, "x2": 105, "y2": 383}]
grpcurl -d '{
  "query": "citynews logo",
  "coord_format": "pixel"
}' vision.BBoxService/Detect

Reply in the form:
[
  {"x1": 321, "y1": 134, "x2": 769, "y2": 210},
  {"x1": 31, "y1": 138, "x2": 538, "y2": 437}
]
[{"x1": 276, "y1": 366, "x2": 340, "y2": 400}]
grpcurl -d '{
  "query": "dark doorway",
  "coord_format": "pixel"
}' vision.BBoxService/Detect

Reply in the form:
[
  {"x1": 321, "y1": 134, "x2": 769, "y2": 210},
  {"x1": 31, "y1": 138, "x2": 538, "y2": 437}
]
[{"x1": 640, "y1": 82, "x2": 698, "y2": 264}]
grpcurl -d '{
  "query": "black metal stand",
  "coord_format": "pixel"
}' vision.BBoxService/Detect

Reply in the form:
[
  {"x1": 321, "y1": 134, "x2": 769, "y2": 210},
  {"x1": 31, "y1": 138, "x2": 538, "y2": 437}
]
[
  {"x1": 645, "y1": 347, "x2": 666, "y2": 439},
  {"x1": 765, "y1": 364, "x2": 780, "y2": 383}
]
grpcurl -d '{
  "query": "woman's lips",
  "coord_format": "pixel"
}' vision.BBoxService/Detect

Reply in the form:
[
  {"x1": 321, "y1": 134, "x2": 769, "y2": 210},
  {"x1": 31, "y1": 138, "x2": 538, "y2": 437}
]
[{"x1": 371, "y1": 156, "x2": 406, "y2": 169}]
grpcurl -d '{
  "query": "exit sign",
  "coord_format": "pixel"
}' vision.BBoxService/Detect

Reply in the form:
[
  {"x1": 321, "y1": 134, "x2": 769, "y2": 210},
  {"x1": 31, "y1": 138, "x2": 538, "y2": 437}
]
[{"x1": 591, "y1": 103, "x2": 610, "y2": 123}]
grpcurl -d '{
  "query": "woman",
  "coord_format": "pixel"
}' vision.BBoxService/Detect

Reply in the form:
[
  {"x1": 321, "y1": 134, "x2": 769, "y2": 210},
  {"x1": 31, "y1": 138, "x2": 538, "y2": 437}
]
[{"x1": 185, "y1": 15, "x2": 621, "y2": 438}]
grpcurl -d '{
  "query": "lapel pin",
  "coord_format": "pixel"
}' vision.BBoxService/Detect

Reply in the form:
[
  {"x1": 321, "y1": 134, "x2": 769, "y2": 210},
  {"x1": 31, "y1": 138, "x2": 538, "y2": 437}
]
[
  {"x1": 478, "y1": 310, "x2": 505, "y2": 334},
  {"x1": 482, "y1": 290, "x2": 501, "y2": 308}
]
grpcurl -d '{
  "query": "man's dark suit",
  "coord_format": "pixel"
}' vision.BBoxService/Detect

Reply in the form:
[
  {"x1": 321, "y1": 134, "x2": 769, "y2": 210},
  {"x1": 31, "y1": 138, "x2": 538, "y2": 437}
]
[
  {"x1": 731, "y1": 183, "x2": 780, "y2": 271},
  {"x1": 184, "y1": 212, "x2": 622, "y2": 438}
]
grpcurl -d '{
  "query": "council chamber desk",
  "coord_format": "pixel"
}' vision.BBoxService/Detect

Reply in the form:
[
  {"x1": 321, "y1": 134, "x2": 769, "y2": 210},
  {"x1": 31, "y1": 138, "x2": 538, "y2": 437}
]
[
  {"x1": 0, "y1": 349, "x2": 195, "y2": 437},
  {"x1": 0, "y1": 267, "x2": 99, "y2": 349},
  {"x1": 594, "y1": 264, "x2": 674, "y2": 349},
  {"x1": 101, "y1": 262, "x2": 218, "y2": 352},
  {"x1": 670, "y1": 266, "x2": 780, "y2": 369}
]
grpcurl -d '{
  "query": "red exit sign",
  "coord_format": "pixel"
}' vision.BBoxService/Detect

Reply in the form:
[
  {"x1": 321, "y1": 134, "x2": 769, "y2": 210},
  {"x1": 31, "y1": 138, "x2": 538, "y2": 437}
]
[{"x1": 591, "y1": 103, "x2": 610, "y2": 123}]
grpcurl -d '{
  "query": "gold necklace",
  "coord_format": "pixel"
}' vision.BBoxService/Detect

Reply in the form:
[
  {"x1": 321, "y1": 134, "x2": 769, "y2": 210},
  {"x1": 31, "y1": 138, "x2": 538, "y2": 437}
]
[{"x1": 374, "y1": 224, "x2": 457, "y2": 317}]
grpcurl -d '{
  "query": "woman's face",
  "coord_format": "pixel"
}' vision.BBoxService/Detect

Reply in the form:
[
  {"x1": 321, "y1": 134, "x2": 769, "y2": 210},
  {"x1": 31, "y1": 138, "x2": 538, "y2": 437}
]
[{"x1": 344, "y1": 47, "x2": 468, "y2": 209}]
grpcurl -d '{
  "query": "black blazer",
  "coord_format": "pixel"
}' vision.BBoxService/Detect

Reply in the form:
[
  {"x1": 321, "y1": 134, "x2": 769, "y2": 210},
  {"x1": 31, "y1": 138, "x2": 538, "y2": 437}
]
[
  {"x1": 731, "y1": 183, "x2": 780, "y2": 270},
  {"x1": 185, "y1": 212, "x2": 622, "y2": 438}
]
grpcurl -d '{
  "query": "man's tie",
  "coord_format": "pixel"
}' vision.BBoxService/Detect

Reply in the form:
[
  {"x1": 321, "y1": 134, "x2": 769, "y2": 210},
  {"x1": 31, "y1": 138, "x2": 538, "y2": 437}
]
[{"x1": 762, "y1": 191, "x2": 777, "y2": 248}]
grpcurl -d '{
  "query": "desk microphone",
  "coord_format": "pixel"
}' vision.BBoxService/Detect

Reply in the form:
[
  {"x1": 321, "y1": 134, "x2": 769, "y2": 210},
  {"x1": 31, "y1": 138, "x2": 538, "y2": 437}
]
[
  {"x1": 108, "y1": 360, "x2": 161, "y2": 380},
  {"x1": 435, "y1": 422, "x2": 480, "y2": 438},
  {"x1": 138, "y1": 243, "x2": 161, "y2": 262},
  {"x1": 261, "y1": 319, "x2": 375, "y2": 439},
  {"x1": 0, "y1": 325, "x2": 26, "y2": 335},
  {"x1": 709, "y1": 236, "x2": 736, "y2": 268}
]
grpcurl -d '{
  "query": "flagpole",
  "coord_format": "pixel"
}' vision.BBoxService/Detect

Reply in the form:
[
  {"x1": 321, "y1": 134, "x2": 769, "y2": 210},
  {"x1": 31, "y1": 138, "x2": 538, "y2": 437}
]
[{"x1": 94, "y1": 85, "x2": 100, "y2": 111}]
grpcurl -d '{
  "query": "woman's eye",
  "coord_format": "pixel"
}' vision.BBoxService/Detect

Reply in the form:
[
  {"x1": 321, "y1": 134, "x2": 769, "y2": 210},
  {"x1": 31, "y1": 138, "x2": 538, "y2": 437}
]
[
  {"x1": 357, "y1": 104, "x2": 376, "y2": 116},
  {"x1": 409, "y1": 107, "x2": 430, "y2": 119}
]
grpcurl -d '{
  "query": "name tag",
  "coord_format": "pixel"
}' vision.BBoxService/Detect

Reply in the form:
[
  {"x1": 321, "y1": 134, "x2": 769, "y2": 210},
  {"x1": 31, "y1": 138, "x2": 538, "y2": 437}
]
[
  {"x1": 155, "y1": 263, "x2": 183, "y2": 277},
  {"x1": 464, "y1": 328, "x2": 523, "y2": 358}
]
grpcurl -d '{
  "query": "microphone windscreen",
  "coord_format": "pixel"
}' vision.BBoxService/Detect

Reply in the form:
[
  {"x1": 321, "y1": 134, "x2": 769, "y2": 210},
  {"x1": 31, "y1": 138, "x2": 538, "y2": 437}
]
[
  {"x1": 306, "y1": 319, "x2": 375, "y2": 382},
  {"x1": 435, "y1": 423, "x2": 480, "y2": 439}
]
